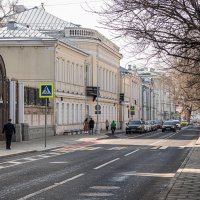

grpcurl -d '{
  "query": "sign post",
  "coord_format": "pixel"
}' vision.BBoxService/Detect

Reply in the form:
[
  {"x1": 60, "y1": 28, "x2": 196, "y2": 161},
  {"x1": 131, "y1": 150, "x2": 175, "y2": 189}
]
[{"x1": 39, "y1": 83, "x2": 54, "y2": 148}]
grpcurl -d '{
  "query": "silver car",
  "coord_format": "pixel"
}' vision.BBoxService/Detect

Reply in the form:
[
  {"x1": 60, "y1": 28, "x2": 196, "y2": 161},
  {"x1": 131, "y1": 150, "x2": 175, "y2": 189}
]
[{"x1": 172, "y1": 120, "x2": 181, "y2": 130}]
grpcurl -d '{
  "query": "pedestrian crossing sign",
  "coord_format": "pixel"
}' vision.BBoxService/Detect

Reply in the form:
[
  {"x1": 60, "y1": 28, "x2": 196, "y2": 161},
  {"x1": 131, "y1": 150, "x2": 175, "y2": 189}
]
[{"x1": 39, "y1": 83, "x2": 54, "y2": 98}]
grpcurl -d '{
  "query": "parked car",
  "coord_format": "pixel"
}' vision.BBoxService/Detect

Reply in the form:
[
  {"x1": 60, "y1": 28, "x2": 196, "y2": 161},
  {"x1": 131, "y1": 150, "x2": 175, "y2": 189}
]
[
  {"x1": 144, "y1": 121, "x2": 152, "y2": 132},
  {"x1": 126, "y1": 120, "x2": 145, "y2": 134},
  {"x1": 162, "y1": 121, "x2": 176, "y2": 132},
  {"x1": 155, "y1": 120, "x2": 163, "y2": 129},
  {"x1": 172, "y1": 120, "x2": 181, "y2": 130},
  {"x1": 149, "y1": 120, "x2": 158, "y2": 131}
]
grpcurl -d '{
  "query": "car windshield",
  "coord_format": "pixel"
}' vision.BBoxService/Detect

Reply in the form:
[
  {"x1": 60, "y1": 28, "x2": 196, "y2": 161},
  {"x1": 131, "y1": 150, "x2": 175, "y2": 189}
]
[
  {"x1": 129, "y1": 120, "x2": 141, "y2": 125},
  {"x1": 164, "y1": 121, "x2": 174, "y2": 125}
]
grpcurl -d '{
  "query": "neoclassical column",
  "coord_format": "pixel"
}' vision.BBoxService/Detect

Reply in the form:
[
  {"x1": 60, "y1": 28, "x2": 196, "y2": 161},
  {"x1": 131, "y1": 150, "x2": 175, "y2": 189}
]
[
  {"x1": 18, "y1": 81, "x2": 24, "y2": 123},
  {"x1": 9, "y1": 80, "x2": 16, "y2": 123}
]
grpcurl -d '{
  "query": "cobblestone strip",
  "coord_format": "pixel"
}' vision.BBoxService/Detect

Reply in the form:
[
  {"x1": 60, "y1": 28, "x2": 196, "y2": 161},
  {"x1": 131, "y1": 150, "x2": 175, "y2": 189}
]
[{"x1": 158, "y1": 147, "x2": 195, "y2": 200}]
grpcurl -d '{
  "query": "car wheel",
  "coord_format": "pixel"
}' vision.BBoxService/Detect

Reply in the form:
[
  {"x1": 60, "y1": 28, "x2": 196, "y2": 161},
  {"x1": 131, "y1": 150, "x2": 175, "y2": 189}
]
[{"x1": 162, "y1": 129, "x2": 165, "y2": 132}]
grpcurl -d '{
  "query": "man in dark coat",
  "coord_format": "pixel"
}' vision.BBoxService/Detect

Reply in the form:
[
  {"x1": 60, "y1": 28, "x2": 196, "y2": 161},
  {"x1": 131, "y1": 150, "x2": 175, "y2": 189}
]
[
  {"x1": 2, "y1": 119, "x2": 15, "y2": 150},
  {"x1": 89, "y1": 118, "x2": 95, "y2": 134}
]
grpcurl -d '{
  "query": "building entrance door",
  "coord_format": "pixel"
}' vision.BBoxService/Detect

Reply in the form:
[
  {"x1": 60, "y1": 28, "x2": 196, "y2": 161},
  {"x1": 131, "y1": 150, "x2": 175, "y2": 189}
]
[{"x1": 0, "y1": 55, "x2": 9, "y2": 141}]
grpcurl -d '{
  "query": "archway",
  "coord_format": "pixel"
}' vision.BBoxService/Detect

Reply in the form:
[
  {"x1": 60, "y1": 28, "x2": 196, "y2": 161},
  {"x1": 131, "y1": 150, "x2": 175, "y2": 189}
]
[{"x1": 0, "y1": 55, "x2": 9, "y2": 140}]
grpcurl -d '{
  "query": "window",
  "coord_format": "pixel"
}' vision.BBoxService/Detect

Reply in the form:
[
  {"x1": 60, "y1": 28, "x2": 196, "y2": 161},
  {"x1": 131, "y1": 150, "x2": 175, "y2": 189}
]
[
  {"x1": 72, "y1": 104, "x2": 74, "y2": 124},
  {"x1": 62, "y1": 103, "x2": 65, "y2": 124},
  {"x1": 75, "y1": 104, "x2": 78, "y2": 122},
  {"x1": 67, "y1": 103, "x2": 69, "y2": 124}
]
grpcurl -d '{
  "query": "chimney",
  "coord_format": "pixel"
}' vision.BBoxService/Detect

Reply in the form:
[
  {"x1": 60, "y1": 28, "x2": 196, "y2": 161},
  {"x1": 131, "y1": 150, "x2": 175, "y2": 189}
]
[
  {"x1": 13, "y1": 5, "x2": 27, "y2": 13},
  {"x1": 7, "y1": 21, "x2": 16, "y2": 30}
]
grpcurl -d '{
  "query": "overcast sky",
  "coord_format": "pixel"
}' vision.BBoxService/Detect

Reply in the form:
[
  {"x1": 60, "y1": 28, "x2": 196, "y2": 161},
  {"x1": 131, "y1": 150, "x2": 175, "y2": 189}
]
[{"x1": 17, "y1": 0, "x2": 136, "y2": 67}]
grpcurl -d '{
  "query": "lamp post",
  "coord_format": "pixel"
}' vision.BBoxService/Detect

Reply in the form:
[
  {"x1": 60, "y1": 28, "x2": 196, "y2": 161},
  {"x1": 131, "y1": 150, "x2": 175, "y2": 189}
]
[{"x1": 95, "y1": 44, "x2": 100, "y2": 134}]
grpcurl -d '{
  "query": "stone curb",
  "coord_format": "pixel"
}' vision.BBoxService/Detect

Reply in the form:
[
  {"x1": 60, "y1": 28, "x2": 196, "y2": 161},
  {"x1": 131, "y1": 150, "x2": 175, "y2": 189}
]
[
  {"x1": 0, "y1": 131, "x2": 122, "y2": 159},
  {"x1": 0, "y1": 150, "x2": 38, "y2": 159}
]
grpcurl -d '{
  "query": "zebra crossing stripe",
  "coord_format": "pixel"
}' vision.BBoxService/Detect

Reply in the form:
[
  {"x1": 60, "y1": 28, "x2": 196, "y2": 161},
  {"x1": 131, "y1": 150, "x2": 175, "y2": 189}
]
[{"x1": 159, "y1": 146, "x2": 168, "y2": 149}]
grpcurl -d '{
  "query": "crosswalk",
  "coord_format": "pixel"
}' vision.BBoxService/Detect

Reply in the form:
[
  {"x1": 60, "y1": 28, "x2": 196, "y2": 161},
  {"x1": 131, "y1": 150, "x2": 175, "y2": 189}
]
[
  {"x1": 0, "y1": 145, "x2": 185, "y2": 170},
  {"x1": 150, "y1": 146, "x2": 185, "y2": 150}
]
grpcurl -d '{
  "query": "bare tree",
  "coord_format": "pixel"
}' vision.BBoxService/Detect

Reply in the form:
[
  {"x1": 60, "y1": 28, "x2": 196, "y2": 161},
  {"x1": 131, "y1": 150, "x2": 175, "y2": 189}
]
[
  {"x1": 96, "y1": 0, "x2": 200, "y2": 70},
  {"x1": 172, "y1": 70, "x2": 200, "y2": 121},
  {"x1": 0, "y1": 0, "x2": 18, "y2": 26}
]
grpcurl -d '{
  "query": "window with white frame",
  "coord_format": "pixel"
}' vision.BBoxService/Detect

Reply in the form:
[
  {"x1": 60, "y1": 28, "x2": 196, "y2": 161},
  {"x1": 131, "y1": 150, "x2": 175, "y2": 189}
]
[
  {"x1": 72, "y1": 63, "x2": 74, "y2": 84},
  {"x1": 62, "y1": 60, "x2": 65, "y2": 82},
  {"x1": 67, "y1": 61, "x2": 70, "y2": 83},
  {"x1": 56, "y1": 58, "x2": 59, "y2": 80},
  {"x1": 62, "y1": 103, "x2": 64, "y2": 124},
  {"x1": 80, "y1": 104, "x2": 83, "y2": 123},
  {"x1": 72, "y1": 104, "x2": 74, "y2": 124},
  {"x1": 56, "y1": 103, "x2": 59, "y2": 124},
  {"x1": 76, "y1": 104, "x2": 78, "y2": 123},
  {"x1": 67, "y1": 103, "x2": 69, "y2": 124}
]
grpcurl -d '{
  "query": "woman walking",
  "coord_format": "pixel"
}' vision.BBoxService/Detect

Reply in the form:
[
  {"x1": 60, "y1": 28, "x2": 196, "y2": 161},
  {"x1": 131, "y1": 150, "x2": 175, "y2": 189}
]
[{"x1": 83, "y1": 118, "x2": 89, "y2": 134}]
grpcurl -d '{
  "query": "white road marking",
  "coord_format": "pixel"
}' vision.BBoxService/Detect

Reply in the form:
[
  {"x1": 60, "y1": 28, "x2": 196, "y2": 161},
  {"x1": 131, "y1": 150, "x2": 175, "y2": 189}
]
[
  {"x1": 17, "y1": 173, "x2": 84, "y2": 200},
  {"x1": 159, "y1": 146, "x2": 168, "y2": 149},
  {"x1": 151, "y1": 133, "x2": 176, "y2": 146},
  {"x1": 22, "y1": 158, "x2": 38, "y2": 161},
  {"x1": 35, "y1": 154, "x2": 51, "y2": 158},
  {"x1": 47, "y1": 152, "x2": 62, "y2": 155},
  {"x1": 81, "y1": 147, "x2": 102, "y2": 150},
  {"x1": 94, "y1": 158, "x2": 120, "y2": 170},
  {"x1": 150, "y1": 146, "x2": 161, "y2": 150},
  {"x1": 108, "y1": 147, "x2": 126, "y2": 150},
  {"x1": 80, "y1": 192, "x2": 113, "y2": 197},
  {"x1": 124, "y1": 149, "x2": 139, "y2": 157},
  {"x1": 91, "y1": 186, "x2": 120, "y2": 190},
  {"x1": 7, "y1": 161, "x2": 22, "y2": 165},
  {"x1": 49, "y1": 161, "x2": 68, "y2": 164},
  {"x1": 123, "y1": 171, "x2": 175, "y2": 177}
]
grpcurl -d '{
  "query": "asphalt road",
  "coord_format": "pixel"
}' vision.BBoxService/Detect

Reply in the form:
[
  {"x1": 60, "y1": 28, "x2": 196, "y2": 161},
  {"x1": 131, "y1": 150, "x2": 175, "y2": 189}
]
[{"x1": 0, "y1": 126, "x2": 198, "y2": 200}]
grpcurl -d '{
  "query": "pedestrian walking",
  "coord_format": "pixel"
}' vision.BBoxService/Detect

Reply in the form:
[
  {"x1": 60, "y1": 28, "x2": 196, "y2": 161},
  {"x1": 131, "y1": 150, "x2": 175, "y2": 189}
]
[
  {"x1": 111, "y1": 120, "x2": 116, "y2": 135},
  {"x1": 2, "y1": 119, "x2": 15, "y2": 150},
  {"x1": 83, "y1": 118, "x2": 89, "y2": 134},
  {"x1": 89, "y1": 118, "x2": 95, "y2": 134},
  {"x1": 106, "y1": 119, "x2": 109, "y2": 131}
]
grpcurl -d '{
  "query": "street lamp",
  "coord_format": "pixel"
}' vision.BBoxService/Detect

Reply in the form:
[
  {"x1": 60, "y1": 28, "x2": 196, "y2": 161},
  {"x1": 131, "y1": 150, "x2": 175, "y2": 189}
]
[{"x1": 95, "y1": 44, "x2": 100, "y2": 134}]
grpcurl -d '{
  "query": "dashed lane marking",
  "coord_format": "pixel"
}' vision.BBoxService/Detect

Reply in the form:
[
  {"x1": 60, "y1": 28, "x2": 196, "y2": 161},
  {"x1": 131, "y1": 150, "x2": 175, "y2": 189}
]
[
  {"x1": 17, "y1": 173, "x2": 84, "y2": 200},
  {"x1": 94, "y1": 158, "x2": 120, "y2": 170},
  {"x1": 124, "y1": 149, "x2": 139, "y2": 157},
  {"x1": 49, "y1": 161, "x2": 68, "y2": 164}
]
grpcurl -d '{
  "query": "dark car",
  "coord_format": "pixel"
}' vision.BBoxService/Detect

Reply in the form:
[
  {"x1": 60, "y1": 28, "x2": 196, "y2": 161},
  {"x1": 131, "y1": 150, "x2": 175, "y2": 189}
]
[
  {"x1": 155, "y1": 120, "x2": 163, "y2": 129},
  {"x1": 126, "y1": 120, "x2": 145, "y2": 134},
  {"x1": 162, "y1": 121, "x2": 176, "y2": 132}
]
